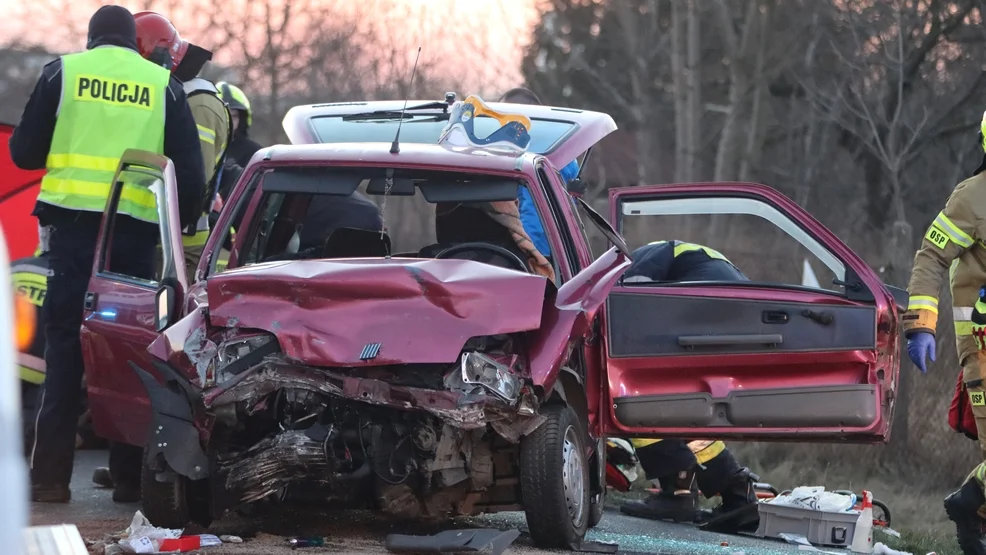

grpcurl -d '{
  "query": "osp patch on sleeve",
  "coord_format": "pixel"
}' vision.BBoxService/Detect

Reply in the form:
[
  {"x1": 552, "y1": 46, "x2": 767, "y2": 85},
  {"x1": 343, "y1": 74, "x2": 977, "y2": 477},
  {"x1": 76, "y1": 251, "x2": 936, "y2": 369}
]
[
  {"x1": 926, "y1": 224, "x2": 950, "y2": 249},
  {"x1": 970, "y1": 390, "x2": 986, "y2": 407}
]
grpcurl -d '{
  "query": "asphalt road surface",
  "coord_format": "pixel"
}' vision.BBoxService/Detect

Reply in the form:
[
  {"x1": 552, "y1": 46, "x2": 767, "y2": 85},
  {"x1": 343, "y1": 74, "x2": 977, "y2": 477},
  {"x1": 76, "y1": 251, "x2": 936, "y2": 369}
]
[{"x1": 31, "y1": 451, "x2": 810, "y2": 555}]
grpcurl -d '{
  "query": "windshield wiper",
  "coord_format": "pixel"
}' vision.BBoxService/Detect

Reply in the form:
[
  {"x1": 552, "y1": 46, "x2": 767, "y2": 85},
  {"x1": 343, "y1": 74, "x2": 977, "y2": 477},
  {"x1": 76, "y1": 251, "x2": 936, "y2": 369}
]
[{"x1": 341, "y1": 101, "x2": 452, "y2": 121}]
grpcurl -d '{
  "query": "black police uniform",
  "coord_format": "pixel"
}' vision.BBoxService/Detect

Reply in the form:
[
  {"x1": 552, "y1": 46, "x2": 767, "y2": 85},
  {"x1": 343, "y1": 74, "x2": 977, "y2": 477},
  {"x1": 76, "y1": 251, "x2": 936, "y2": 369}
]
[{"x1": 9, "y1": 6, "x2": 205, "y2": 503}]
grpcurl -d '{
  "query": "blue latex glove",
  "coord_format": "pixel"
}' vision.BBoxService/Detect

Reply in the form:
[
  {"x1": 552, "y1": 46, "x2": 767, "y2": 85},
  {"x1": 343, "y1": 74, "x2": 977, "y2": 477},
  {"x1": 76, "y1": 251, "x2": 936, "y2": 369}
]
[{"x1": 906, "y1": 332, "x2": 936, "y2": 374}]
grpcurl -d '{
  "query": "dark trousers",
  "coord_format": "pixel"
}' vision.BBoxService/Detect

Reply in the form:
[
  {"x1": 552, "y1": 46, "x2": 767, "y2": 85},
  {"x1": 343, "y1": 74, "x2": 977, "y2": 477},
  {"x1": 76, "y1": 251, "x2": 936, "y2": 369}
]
[
  {"x1": 636, "y1": 440, "x2": 741, "y2": 498},
  {"x1": 30, "y1": 217, "x2": 155, "y2": 487}
]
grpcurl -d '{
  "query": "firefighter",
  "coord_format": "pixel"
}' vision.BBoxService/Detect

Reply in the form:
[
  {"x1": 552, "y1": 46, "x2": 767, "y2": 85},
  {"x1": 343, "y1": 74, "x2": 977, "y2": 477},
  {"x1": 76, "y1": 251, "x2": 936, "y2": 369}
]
[
  {"x1": 217, "y1": 82, "x2": 262, "y2": 167},
  {"x1": 618, "y1": 241, "x2": 758, "y2": 527},
  {"x1": 10, "y1": 5, "x2": 204, "y2": 503},
  {"x1": 133, "y1": 11, "x2": 232, "y2": 279},
  {"x1": 905, "y1": 113, "x2": 986, "y2": 555}
]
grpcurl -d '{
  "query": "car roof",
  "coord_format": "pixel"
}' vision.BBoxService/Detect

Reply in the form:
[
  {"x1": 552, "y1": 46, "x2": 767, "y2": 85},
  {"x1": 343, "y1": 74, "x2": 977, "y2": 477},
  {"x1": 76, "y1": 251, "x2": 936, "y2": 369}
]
[
  {"x1": 281, "y1": 99, "x2": 617, "y2": 169},
  {"x1": 255, "y1": 142, "x2": 539, "y2": 175}
]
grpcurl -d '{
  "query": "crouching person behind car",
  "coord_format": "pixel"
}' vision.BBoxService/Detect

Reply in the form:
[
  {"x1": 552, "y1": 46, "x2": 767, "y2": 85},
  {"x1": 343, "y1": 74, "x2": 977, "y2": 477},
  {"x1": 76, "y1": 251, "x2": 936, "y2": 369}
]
[{"x1": 618, "y1": 241, "x2": 758, "y2": 528}]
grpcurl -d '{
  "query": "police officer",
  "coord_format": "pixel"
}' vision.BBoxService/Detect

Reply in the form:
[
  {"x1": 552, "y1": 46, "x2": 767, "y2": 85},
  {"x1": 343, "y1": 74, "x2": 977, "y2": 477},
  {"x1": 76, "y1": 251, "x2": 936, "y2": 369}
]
[
  {"x1": 217, "y1": 82, "x2": 262, "y2": 167},
  {"x1": 617, "y1": 241, "x2": 758, "y2": 530},
  {"x1": 9, "y1": 5, "x2": 204, "y2": 503}
]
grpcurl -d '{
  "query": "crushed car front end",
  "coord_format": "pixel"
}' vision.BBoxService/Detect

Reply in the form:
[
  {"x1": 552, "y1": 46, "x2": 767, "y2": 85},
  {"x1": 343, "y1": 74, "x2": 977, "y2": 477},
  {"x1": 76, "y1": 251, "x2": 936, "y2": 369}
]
[{"x1": 141, "y1": 258, "x2": 560, "y2": 521}]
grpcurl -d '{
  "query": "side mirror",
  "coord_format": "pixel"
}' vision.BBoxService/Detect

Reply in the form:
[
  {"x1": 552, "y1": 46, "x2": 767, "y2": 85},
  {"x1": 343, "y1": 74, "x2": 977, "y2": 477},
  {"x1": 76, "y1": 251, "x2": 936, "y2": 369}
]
[
  {"x1": 154, "y1": 284, "x2": 176, "y2": 332},
  {"x1": 884, "y1": 284, "x2": 909, "y2": 312},
  {"x1": 566, "y1": 177, "x2": 587, "y2": 198}
]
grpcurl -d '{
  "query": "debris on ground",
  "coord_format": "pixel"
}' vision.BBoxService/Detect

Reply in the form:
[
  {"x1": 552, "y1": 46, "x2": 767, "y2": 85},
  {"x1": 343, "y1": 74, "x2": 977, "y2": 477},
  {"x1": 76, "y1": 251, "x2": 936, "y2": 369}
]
[
  {"x1": 286, "y1": 536, "x2": 325, "y2": 549},
  {"x1": 220, "y1": 535, "x2": 244, "y2": 544},
  {"x1": 109, "y1": 511, "x2": 225, "y2": 553},
  {"x1": 385, "y1": 528, "x2": 520, "y2": 554},
  {"x1": 873, "y1": 542, "x2": 912, "y2": 555},
  {"x1": 568, "y1": 538, "x2": 619, "y2": 554},
  {"x1": 117, "y1": 511, "x2": 181, "y2": 553}
]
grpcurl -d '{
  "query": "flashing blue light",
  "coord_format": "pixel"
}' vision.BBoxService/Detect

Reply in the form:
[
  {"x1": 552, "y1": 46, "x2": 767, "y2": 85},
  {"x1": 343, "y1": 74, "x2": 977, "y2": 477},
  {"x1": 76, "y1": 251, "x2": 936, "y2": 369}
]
[{"x1": 97, "y1": 308, "x2": 117, "y2": 320}]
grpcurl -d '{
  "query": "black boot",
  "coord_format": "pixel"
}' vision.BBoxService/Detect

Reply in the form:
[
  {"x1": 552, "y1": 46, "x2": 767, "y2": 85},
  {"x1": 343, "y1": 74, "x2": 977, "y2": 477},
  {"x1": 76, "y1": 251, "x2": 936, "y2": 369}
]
[
  {"x1": 92, "y1": 466, "x2": 113, "y2": 488},
  {"x1": 696, "y1": 450, "x2": 760, "y2": 533},
  {"x1": 620, "y1": 471, "x2": 699, "y2": 523},
  {"x1": 945, "y1": 480, "x2": 986, "y2": 555},
  {"x1": 717, "y1": 467, "x2": 758, "y2": 514}
]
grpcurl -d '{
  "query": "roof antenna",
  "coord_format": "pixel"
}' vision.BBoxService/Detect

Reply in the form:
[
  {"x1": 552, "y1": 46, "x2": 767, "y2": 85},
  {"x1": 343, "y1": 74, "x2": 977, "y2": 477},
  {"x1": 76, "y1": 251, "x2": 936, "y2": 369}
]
[{"x1": 390, "y1": 46, "x2": 422, "y2": 155}]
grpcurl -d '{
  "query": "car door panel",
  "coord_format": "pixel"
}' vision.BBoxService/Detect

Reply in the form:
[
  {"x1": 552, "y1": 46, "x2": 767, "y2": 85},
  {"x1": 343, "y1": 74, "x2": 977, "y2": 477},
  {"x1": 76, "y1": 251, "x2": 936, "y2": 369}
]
[
  {"x1": 607, "y1": 291, "x2": 876, "y2": 357},
  {"x1": 81, "y1": 150, "x2": 186, "y2": 446},
  {"x1": 602, "y1": 183, "x2": 899, "y2": 442}
]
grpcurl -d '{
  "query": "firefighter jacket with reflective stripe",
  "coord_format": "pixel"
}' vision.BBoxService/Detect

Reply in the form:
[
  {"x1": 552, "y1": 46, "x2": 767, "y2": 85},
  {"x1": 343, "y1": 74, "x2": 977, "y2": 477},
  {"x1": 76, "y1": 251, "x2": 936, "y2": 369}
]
[
  {"x1": 624, "y1": 240, "x2": 748, "y2": 283},
  {"x1": 628, "y1": 439, "x2": 726, "y2": 464},
  {"x1": 904, "y1": 172, "x2": 986, "y2": 364},
  {"x1": 37, "y1": 47, "x2": 170, "y2": 224},
  {"x1": 182, "y1": 77, "x2": 231, "y2": 248}
]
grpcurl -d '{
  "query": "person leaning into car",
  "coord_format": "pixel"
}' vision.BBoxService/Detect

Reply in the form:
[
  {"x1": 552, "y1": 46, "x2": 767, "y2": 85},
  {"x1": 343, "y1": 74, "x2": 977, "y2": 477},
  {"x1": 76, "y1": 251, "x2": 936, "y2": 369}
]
[
  {"x1": 8, "y1": 5, "x2": 204, "y2": 504},
  {"x1": 904, "y1": 111, "x2": 986, "y2": 555},
  {"x1": 497, "y1": 87, "x2": 580, "y2": 261}
]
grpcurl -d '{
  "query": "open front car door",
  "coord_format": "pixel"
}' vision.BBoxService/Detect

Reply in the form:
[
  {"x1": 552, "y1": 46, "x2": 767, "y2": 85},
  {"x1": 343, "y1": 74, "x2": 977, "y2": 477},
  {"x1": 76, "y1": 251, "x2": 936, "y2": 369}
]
[
  {"x1": 602, "y1": 183, "x2": 900, "y2": 442},
  {"x1": 80, "y1": 150, "x2": 187, "y2": 447}
]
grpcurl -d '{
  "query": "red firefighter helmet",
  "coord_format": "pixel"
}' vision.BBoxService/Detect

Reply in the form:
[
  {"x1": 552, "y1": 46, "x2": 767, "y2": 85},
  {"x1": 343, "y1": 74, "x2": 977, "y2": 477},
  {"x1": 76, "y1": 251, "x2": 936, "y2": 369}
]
[{"x1": 134, "y1": 11, "x2": 188, "y2": 72}]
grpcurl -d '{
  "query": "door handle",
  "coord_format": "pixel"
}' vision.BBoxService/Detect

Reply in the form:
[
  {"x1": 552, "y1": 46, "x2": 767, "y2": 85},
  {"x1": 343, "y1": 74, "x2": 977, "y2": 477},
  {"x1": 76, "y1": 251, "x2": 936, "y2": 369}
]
[
  {"x1": 801, "y1": 309, "x2": 834, "y2": 326},
  {"x1": 762, "y1": 310, "x2": 789, "y2": 324},
  {"x1": 678, "y1": 334, "x2": 783, "y2": 347},
  {"x1": 83, "y1": 292, "x2": 97, "y2": 311}
]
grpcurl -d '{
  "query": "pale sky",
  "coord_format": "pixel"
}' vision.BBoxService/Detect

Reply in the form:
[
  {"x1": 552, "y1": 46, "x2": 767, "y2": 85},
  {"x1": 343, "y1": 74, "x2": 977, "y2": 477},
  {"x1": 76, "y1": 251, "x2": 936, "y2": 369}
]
[{"x1": 0, "y1": 0, "x2": 541, "y2": 93}]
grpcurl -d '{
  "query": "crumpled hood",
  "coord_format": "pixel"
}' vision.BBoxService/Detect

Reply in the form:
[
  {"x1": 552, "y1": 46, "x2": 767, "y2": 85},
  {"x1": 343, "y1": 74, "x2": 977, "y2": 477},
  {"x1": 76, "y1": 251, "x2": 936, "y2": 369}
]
[{"x1": 206, "y1": 258, "x2": 548, "y2": 365}]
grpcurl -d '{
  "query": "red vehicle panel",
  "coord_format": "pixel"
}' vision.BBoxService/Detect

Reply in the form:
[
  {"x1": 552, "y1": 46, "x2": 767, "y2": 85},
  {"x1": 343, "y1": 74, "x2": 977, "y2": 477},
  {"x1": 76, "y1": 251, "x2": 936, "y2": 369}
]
[{"x1": 601, "y1": 183, "x2": 900, "y2": 442}]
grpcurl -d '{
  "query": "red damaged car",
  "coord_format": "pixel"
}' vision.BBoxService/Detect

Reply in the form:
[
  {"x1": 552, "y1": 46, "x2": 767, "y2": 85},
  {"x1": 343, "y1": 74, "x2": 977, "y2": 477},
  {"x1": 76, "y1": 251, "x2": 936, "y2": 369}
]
[{"x1": 80, "y1": 98, "x2": 904, "y2": 549}]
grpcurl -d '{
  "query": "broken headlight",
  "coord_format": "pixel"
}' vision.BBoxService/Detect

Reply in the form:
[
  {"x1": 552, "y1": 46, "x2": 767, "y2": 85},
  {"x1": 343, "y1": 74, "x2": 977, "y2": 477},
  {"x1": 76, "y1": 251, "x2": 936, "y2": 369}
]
[
  {"x1": 216, "y1": 333, "x2": 279, "y2": 378},
  {"x1": 459, "y1": 352, "x2": 521, "y2": 403}
]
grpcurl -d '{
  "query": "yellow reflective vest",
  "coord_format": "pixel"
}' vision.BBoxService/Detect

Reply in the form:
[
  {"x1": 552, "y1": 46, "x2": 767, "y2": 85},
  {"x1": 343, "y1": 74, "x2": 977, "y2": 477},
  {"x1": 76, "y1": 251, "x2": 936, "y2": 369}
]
[{"x1": 37, "y1": 46, "x2": 170, "y2": 223}]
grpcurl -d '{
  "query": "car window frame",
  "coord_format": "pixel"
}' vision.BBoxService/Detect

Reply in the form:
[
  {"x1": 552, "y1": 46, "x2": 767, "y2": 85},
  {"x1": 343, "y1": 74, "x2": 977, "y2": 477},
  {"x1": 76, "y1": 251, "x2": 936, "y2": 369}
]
[
  {"x1": 94, "y1": 167, "x2": 170, "y2": 289},
  {"x1": 535, "y1": 162, "x2": 582, "y2": 279},
  {"x1": 204, "y1": 170, "x2": 265, "y2": 278},
  {"x1": 617, "y1": 195, "x2": 847, "y2": 293}
]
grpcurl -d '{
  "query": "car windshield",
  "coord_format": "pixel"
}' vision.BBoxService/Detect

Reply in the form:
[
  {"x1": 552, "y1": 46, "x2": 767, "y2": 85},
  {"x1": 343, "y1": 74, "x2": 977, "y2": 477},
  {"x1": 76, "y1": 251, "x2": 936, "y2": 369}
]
[
  {"x1": 310, "y1": 115, "x2": 576, "y2": 154},
  {"x1": 223, "y1": 166, "x2": 553, "y2": 280}
]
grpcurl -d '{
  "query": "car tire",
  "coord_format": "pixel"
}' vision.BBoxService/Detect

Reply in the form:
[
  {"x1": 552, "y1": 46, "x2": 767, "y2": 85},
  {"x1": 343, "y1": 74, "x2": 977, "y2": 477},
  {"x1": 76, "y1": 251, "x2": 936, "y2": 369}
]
[
  {"x1": 141, "y1": 452, "x2": 191, "y2": 529},
  {"x1": 521, "y1": 403, "x2": 590, "y2": 549},
  {"x1": 588, "y1": 438, "x2": 606, "y2": 529}
]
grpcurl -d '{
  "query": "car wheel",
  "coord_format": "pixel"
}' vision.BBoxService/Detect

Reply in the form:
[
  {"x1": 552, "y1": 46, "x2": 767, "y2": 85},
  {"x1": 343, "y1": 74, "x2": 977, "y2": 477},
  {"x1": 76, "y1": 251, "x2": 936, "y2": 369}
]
[
  {"x1": 521, "y1": 404, "x2": 590, "y2": 549},
  {"x1": 141, "y1": 452, "x2": 191, "y2": 529},
  {"x1": 588, "y1": 438, "x2": 605, "y2": 529}
]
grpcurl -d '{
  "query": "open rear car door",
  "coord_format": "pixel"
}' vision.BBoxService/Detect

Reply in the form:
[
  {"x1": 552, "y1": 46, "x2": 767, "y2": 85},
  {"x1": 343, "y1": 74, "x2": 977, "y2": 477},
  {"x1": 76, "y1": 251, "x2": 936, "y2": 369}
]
[{"x1": 601, "y1": 183, "x2": 901, "y2": 442}]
